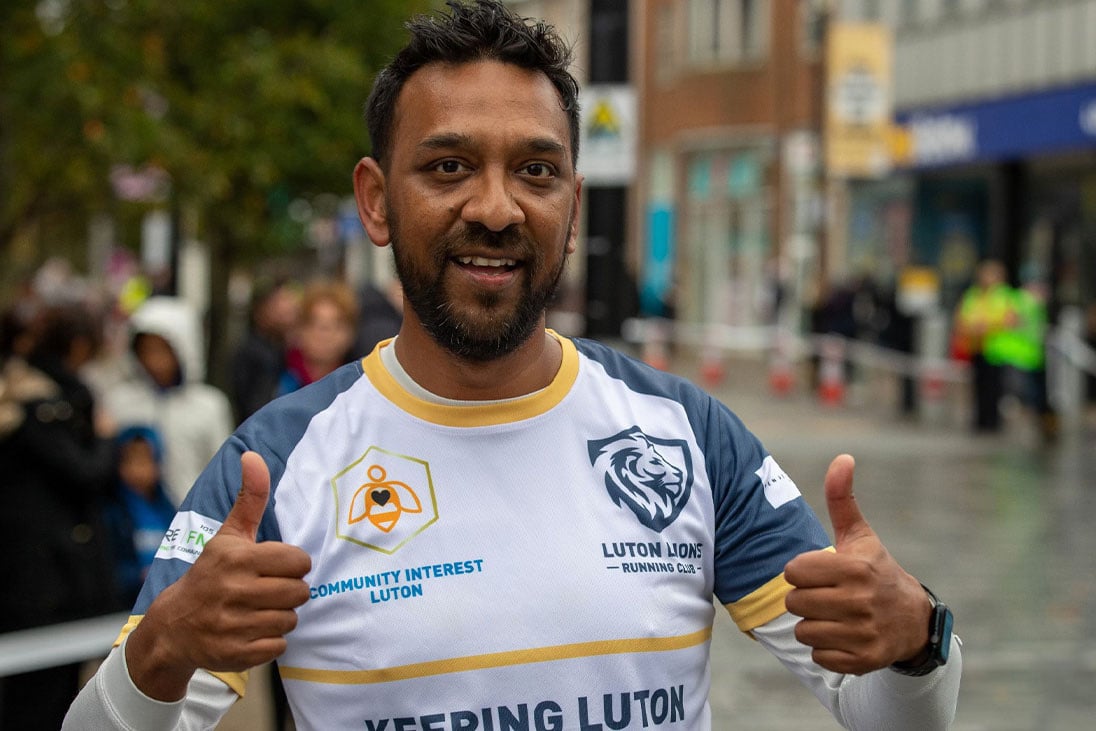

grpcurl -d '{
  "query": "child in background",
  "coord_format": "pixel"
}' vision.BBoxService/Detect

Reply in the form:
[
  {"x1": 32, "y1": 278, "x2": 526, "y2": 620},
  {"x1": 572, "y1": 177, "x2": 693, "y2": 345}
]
[
  {"x1": 104, "y1": 425, "x2": 176, "y2": 605},
  {"x1": 101, "y1": 296, "x2": 234, "y2": 505}
]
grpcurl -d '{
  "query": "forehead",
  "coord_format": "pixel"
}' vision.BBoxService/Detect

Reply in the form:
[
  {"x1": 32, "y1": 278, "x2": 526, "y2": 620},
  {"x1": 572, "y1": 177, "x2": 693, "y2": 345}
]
[
  {"x1": 306, "y1": 298, "x2": 349, "y2": 320},
  {"x1": 121, "y1": 438, "x2": 154, "y2": 456},
  {"x1": 391, "y1": 59, "x2": 571, "y2": 161}
]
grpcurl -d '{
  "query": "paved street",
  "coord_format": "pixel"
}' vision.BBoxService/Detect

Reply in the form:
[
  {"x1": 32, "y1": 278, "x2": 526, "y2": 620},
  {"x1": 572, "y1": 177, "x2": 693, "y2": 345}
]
[
  {"x1": 217, "y1": 353, "x2": 1096, "y2": 730},
  {"x1": 696, "y1": 355, "x2": 1096, "y2": 730}
]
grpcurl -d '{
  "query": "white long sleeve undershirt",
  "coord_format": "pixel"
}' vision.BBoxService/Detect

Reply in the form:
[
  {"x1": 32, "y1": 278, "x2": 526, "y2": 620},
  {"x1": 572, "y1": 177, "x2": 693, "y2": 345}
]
[{"x1": 62, "y1": 611, "x2": 961, "y2": 730}]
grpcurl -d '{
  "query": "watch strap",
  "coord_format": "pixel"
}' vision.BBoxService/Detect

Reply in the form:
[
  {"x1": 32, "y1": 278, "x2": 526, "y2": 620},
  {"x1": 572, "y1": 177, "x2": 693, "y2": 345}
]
[{"x1": 890, "y1": 583, "x2": 953, "y2": 677}]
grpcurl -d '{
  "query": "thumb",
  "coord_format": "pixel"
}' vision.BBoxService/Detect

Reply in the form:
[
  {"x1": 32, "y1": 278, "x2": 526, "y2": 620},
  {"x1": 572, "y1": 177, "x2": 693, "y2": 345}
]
[
  {"x1": 823, "y1": 454, "x2": 870, "y2": 547},
  {"x1": 219, "y1": 451, "x2": 271, "y2": 541}
]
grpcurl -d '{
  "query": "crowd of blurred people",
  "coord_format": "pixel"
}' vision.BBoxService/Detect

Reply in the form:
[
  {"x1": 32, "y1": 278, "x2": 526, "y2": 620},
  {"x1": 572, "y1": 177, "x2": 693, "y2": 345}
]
[
  {"x1": 0, "y1": 257, "x2": 401, "y2": 727},
  {"x1": 807, "y1": 258, "x2": 1060, "y2": 441}
]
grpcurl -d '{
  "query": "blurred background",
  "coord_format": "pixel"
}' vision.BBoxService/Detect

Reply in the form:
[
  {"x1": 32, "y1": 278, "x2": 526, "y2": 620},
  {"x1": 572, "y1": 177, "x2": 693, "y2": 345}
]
[
  {"x1": 1, "y1": 0, "x2": 1095, "y2": 729},
  {"x1": 3, "y1": 0, "x2": 1094, "y2": 421}
]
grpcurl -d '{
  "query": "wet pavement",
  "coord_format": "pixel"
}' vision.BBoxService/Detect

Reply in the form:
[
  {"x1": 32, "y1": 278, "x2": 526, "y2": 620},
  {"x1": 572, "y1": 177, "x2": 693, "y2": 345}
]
[{"x1": 698, "y1": 355, "x2": 1096, "y2": 730}]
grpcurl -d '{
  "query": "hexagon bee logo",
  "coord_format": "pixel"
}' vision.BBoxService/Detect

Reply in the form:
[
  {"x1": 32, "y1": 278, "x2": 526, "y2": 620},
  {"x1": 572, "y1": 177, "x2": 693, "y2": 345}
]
[{"x1": 332, "y1": 446, "x2": 437, "y2": 553}]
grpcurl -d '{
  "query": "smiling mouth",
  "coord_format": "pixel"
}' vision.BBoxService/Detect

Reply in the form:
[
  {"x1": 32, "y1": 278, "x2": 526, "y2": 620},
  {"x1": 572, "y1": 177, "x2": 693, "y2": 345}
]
[{"x1": 455, "y1": 255, "x2": 519, "y2": 269}]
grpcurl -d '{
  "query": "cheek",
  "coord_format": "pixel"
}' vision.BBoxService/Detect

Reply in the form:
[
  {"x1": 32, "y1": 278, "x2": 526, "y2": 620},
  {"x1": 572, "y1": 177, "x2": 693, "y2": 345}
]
[{"x1": 529, "y1": 201, "x2": 575, "y2": 245}]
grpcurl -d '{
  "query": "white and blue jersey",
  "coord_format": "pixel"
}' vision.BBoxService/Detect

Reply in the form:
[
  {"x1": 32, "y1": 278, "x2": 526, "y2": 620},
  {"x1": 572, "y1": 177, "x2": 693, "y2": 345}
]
[{"x1": 124, "y1": 334, "x2": 831, "y2": 730}]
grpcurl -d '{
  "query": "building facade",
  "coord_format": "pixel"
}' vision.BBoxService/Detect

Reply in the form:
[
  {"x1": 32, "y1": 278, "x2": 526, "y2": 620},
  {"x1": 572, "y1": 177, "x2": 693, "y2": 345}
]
[
  {"x1": 636, "y1": 0, "x2": 824, "y2": 332},
  {"x1": 843, "y1": 0, "x2": 1096, "y2": 327}
]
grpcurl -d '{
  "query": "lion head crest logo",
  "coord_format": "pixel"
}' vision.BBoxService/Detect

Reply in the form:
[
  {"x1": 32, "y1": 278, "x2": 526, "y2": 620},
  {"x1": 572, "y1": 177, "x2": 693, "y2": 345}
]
[{"x1": 588, "y1": 427, "x2": 693, "y2": 532}]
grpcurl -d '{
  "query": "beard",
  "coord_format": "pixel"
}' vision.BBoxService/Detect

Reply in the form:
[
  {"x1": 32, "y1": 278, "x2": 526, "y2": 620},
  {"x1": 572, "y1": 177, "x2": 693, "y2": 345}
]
[{"x1": 390, "y1": 214, "x2": 570, "y2": 362}]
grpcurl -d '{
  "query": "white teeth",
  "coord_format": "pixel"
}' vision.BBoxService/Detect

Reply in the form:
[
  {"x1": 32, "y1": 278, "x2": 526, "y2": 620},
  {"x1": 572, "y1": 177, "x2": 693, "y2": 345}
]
[{"x1": 457, "y1": 256, "x2": 516, "y2": 267}]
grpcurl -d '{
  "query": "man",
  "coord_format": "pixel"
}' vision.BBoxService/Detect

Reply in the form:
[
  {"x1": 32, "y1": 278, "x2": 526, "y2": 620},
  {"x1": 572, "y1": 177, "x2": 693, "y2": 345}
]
[
  {"x1": 65, "y1": 2, "x2": 961, "y2": 728},
  {"x1": 953, "y1": 259, "x2": 1016, "y2": 432},
  {"x1": 230, "y1": 276, "x2": 300, "y2": 423}
]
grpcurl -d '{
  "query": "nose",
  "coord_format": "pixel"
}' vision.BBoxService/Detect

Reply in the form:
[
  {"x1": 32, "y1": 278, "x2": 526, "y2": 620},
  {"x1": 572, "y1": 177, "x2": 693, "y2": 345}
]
[{"x1": 461, "y1": 169, "x2": 525, "y2": 232}]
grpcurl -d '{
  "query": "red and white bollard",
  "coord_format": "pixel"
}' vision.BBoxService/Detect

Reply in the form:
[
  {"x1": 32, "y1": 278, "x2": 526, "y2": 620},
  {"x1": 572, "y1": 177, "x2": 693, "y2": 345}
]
[
  {"x1": 699, "y1": 345, "x2": 726, "y2": 387},
  {"x1": 641, "y1": 319, "x2": 671, "y2": 371},
  {"x1": 816, "y1": 336, "x2": 846, "y2": 406},
  {"x1": 768, "y1": 332, "x2": 796, "y2": 397}
]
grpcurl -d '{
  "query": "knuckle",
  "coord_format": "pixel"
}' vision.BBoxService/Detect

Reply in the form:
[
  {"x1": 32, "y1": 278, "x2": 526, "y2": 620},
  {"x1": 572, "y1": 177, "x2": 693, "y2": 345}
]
[{"x1": 291, "y1": 582, "x2": 311, "y2": 606}]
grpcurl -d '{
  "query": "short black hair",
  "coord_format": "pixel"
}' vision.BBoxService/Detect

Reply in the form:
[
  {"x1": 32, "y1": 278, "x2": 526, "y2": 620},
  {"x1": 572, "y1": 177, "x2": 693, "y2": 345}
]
[{"x1": 366, "y1": 0, "x2": 580, "y2": 170}]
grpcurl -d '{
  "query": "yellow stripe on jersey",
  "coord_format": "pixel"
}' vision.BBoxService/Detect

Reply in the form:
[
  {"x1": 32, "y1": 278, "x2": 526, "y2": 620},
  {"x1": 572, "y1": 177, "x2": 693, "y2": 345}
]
[
  {"x1": 724, "y1": 546, "x2": 836, "y2": 632},
  {"x1": 112, "y1": 614, "x2": 249, "y2": 697},
  {"x1": 278, "y1": 626, "x2": 712, "y2": 685},
  {"x1": 112, "y1": 614, "x2": 143, "y2": 648},
  {"x1": 361, "y1": 332, "x2": 579, "y2": 427},
  {"x1": 208, "y1": 670, "x2": 249, "y2": 697}
]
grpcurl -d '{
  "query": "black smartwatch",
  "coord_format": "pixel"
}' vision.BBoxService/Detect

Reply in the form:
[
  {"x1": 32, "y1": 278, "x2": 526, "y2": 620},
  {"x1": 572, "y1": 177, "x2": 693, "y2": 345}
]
[{"x1": 890, "y1": 584, "x2": 954, "y2": 677}]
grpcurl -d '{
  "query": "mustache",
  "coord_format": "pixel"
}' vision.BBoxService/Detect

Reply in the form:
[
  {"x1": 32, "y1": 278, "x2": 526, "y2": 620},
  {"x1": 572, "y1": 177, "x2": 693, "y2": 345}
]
[{"x1": 442, "y1": 223, "x2": 534, "y2": 256}]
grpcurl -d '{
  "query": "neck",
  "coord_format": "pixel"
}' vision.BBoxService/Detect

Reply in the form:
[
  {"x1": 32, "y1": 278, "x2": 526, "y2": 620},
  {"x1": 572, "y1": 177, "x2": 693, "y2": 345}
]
[{"x1": 393, "y1": 319, "x2": 561, "y2": 401}]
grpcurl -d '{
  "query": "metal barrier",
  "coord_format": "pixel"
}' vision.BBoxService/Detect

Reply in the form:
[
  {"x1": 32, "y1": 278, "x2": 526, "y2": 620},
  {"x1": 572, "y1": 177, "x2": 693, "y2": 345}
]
[
  {"x1": 0, "y1": 612, "x2": 129, "y2": 676},
  {"x1": 622, "y1": 317, "x2": 972, "y2": 380},
  {"x1": 622, "y1": 316, "x2": 1096, "y2": 410}
]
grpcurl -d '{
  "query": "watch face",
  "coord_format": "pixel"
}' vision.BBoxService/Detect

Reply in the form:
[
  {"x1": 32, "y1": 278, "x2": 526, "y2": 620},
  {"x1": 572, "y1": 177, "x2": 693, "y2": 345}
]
[{"x1": 935, "y1": 605, "x2": 954, "y2": 664}]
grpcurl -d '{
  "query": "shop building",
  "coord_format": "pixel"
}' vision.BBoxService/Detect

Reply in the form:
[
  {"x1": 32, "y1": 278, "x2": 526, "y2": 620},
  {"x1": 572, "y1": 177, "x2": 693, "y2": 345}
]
[
  {"x1": 844, "y1": 0, "x2": 1096, "y2": 325},
  {"x1": 635, "y1": 0, "x2": 823, "y2": 331}
]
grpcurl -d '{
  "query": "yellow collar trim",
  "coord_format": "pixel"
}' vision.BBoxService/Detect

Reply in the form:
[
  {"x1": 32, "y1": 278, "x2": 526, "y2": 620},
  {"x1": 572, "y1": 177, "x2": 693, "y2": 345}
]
[{"x1": 361, "y1": 332, "x2": 578, "y2": 427}]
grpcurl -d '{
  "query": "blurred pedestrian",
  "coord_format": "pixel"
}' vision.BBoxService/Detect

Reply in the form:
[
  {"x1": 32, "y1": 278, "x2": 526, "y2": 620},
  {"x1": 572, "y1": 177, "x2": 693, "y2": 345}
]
[
  {"x1": 276, "y1": 280, "x2": 358, "y2": 396},
  {"x1": 879, "y1": 282, "x2": 918, "y2": 416},
  {"x1": 103, "y1": 425, "x2": 177, "y2": 607},
  {"x1": 0, "y1": 303, "x2": 121, "y2": 730},
  {"x1": 808, "y1": 280, "x2": 857, "y2": 391},
  {"x1": 101, "y1": 296, "x2": 233, "y2": 505},
  {"x1": 0, "y1": 302, "x2": 40, "y2": 362},
  {"x1": 998, "y1": 279, "x2": 1057, "y2": 442},
  {"x1": 354, "y1": 280, "x2": 402, "y2": 356},
  {"x1": 230, "y1": 276, "x2": 300, "y2": 423},
  {"x1": 953, "y1": 259, "x2": 1016, "y2": 432}
]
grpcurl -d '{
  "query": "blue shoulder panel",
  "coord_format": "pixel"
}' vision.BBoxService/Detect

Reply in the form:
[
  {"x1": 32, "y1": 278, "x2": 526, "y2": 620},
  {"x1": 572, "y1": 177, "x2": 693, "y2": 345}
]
[
  {"x1": 573, "y1": 338, "x2": 829, "y2": 603},
  {"x1": 132, "y1": 361, "x2": 364, "y2": 614}
]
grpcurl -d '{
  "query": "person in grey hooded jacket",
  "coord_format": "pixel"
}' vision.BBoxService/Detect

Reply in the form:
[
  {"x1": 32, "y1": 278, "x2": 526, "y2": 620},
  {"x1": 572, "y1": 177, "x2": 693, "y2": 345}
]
[{"x1": 101, "y1": 296, "x2": 233, "y2": 506}]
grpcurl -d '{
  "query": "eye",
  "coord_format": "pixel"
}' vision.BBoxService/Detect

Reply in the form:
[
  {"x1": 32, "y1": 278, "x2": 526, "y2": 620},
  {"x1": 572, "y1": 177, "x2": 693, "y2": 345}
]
[
  {"x1": 521, "y1": 162, "x2": 555, "y2": 179},
  {"x1": 432, "y1": 159, "x2": 469, "y2": 174}
]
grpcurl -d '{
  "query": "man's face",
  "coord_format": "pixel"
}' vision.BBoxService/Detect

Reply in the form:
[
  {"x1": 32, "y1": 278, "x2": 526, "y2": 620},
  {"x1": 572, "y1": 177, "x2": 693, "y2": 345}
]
[
  {"x1": 365, "y1": 60, "x2": 581, "y2": 361},
  {"x1": 259, "y1": 286, "x2": 300, "y2": 339}
]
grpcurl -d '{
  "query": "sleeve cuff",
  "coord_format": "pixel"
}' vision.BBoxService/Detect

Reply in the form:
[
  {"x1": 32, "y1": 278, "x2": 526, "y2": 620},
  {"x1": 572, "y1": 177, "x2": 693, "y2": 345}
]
[{"x1": 99, "y1": 635, "x2": 186, "y2": 730}]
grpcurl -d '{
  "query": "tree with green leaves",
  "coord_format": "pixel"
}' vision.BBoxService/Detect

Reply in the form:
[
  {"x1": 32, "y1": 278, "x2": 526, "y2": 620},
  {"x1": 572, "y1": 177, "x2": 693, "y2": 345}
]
[{"x1": 1, "y1": 0, "x2": 431, "y2": 377}]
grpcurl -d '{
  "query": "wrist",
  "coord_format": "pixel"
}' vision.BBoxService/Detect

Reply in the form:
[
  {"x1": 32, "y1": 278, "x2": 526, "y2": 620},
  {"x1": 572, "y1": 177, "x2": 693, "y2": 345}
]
[
  {"x1": 890, "y1": 583, "x2": 954, "y2": 677},
  {"x1": 124, "y1": 616, "x2": 197, "y2": 701}
]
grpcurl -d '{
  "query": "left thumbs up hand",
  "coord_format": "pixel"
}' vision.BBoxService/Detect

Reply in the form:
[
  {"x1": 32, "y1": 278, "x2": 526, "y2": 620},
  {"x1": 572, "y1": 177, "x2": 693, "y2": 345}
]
[{"x1": 783, "y1": 454, "x2": 932, "y2": 675}]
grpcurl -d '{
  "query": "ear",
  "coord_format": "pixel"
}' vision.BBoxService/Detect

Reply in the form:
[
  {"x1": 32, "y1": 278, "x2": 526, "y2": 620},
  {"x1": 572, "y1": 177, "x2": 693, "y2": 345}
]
[
  {"x1": 566, "y1": 174, "x2": 584, "y2": 255},
  {"x1": 353, "y1": 157, "x2": 391, "y2": 247}
]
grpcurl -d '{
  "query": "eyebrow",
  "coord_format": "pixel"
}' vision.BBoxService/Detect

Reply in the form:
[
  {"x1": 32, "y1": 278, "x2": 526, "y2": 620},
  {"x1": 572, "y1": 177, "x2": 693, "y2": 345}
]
[{"x1": 417, "y1": 133, "x2": 567, "y2": 158}]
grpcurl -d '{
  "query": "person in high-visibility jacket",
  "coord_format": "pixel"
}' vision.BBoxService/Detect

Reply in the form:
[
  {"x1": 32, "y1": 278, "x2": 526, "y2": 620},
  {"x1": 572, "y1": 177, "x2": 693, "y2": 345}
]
[
  {"x1": 996, "y1": 280, "x2": 1057, "y2": 442},
  {"x1": 954, "y1": 260, "x2": 1017, "y2": 432}
]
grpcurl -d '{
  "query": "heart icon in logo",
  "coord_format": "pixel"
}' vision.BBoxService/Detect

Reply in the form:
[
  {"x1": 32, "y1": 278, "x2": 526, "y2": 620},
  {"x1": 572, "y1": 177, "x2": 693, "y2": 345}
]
[{"x1": 371, "y1": 489, "x2": 391, "y2": 506}]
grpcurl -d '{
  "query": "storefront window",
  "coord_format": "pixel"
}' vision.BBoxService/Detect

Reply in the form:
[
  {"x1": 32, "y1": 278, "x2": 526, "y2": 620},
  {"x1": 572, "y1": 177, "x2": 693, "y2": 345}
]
[{"x1": 683, "y1": 149, "x2": 771, "y2": 327}]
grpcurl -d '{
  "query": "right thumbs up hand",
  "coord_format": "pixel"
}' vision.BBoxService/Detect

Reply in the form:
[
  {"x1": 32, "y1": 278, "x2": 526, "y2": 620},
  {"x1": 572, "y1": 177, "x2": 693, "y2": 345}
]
[{"x1": 125, "y1": 452, "x2": 312, "y2": 702}]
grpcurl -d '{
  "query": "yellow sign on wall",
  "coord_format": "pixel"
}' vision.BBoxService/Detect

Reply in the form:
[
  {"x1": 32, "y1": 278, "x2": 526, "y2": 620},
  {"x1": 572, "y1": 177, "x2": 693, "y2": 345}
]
[{"x1": 825, "y1": 23, "x2": 893, "y2": 178}]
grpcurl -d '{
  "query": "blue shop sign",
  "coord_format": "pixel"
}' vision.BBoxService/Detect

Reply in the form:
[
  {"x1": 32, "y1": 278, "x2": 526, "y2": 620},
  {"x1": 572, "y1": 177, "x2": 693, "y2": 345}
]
[{"x1": 897, "y1": 81, "x2": 1096, "y2": 168}]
